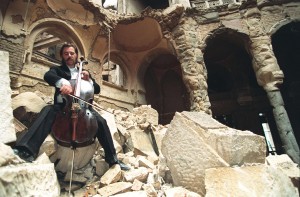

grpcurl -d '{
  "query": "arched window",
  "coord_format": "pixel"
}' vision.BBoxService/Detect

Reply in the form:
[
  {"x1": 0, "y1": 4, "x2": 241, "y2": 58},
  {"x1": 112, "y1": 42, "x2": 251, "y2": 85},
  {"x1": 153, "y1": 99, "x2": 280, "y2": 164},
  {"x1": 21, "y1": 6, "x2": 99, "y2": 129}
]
[
  {"x1": 26, "y1": 19, "x2": 85, "y2": 66},
  {"x1": 102, "y1": 60, "x2": 126, "y2": 87}
]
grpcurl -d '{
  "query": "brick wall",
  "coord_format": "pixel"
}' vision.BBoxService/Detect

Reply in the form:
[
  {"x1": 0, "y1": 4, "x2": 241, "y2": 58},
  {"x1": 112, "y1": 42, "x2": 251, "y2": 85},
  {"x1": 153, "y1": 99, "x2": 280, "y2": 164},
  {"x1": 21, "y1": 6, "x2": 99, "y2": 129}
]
[{"x1": 0, "y1": 38, "x2": 25, "y2": 73}]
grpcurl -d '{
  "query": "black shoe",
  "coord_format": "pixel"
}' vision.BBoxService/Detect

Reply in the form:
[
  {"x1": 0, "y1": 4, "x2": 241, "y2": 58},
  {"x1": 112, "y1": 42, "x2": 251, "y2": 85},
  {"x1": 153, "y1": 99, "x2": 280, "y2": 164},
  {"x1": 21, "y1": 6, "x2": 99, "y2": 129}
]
[
  {"x1": 13, "y1": 148, "x2": 35, "y2": 162},
  {"x1": 109, "y1": 160, "x2": 130, "y2": 171}
]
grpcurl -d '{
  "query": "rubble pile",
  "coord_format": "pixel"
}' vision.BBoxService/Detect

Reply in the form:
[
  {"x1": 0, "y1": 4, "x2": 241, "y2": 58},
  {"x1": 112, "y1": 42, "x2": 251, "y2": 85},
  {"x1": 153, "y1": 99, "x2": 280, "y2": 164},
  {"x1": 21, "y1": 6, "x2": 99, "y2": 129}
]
[{"x1": 0, "y1": 92, "x2": 299, "y2": 197}]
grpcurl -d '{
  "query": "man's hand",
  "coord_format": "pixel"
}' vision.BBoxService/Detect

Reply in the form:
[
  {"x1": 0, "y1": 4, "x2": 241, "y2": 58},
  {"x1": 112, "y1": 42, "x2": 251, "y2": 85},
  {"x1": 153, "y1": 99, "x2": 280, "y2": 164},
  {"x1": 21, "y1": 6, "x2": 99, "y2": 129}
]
[
  {"x1": 60, "y1": 84, "x2": 73, "y2": 95},
  {"x1": 81, "y1": 71, "x2": 90, "y2": 81}
]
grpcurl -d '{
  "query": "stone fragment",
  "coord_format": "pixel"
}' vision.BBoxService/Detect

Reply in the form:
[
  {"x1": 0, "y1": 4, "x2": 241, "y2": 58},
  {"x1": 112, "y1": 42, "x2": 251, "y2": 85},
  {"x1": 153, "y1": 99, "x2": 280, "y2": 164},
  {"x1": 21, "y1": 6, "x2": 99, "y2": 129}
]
[
  {"x1": 129, "y1": 129, "x2": 157, "y2": 158},
  {"x1": 116, "y1": 123, "x2": 130, "y2": 144},
  {"x1": 147, "y1": 171, "x2": 161, "y2": 190},
  {"x1": 266, "y1": 154, "x2": 300, "y2": 189},
  {"x1": 205, "y1": 165, "x2": 299, "y2": 197},
  {"x1": 35, "y1": 152, "x2": 52, "y2": 164},
  {"x1": 99, "y1": 110, "x2": 123, "y2": 152},
  {"x1": 100, "y1": 164, "x2": 122, "y2": 186},
  {"x1": 97, "y1": 182, "x2": 132, "y2": 196},
  {"x1": 182, "y1": 112, "x2": 266, "y2": 165},
  {"x1": 110, "y1": 190, "x2": 148, "y2": 197},
  {"x1": 0, "y1": 51, "x2": 16, "y2": 144},
  {"x1": 0, "y1": 142, "x2": 23, "y2": 166},
  {"x1": 122, "y1": 155, "x2": 139, "y2": 168},
  {"x1": 142, "y1": 183, "x2": 157, "y2": 197},
  {"x1": 13, "y1": 117, "x2": 27, "y2": 137},
  {"x1": 147, "y1": 154, "x2": 159, "y2": 165},
  {"x1": 132, "y1": 105, "x2": 159, "y2": 126},
  {"x1": 182, "y1": 111, "x2": 266, "y2": 165},
  {"x1": 137, "y1": 155, "x2": 155, "y2": 169},
  {"x1": 123, "y1": 167, "x2": 149, "y2": 182},
  {"x1": 161, "y1": 112, "x2": 229, "y2": 195},
  {"x1": 38, "y1": 135, "x2": 56, "y2": 158},
  {"x1": 164, "y1": 187, "x2": 201, "y2": 197},
  {"x1": 0, "y1": 163, "x2": 60, "y2": 197},
  {"x1": 12, "y1": 92, "x2": 47, "y2": 125},
  {"x1": 131, "y1": 179, "x2": 144, "y2": 191}
]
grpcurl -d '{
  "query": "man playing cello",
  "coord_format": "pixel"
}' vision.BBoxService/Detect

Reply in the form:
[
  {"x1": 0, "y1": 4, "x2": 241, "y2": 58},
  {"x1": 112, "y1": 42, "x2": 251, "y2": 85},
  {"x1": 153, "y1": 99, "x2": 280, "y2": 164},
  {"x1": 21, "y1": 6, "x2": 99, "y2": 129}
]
[{"x1": 14, "y1": 43, "x2": 130, "y2": 171}]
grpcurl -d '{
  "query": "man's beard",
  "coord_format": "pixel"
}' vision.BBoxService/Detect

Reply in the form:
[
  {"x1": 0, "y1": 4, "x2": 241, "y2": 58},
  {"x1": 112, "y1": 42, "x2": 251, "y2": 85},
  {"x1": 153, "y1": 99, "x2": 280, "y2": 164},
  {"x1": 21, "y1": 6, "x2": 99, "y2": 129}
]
[{"x1": 62, "y1": 58, "x2": 77, "y2": 66}]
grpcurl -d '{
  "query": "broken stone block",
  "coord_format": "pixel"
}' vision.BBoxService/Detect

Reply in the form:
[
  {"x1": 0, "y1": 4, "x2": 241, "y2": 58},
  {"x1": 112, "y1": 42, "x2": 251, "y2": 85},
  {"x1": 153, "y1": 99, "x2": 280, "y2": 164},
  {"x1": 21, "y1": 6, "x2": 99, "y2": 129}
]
[
  {"x1": 161, "y1": 112, "x2": 229, "y2": 195},
  {"x1": 164, "y1": 186, "x2": 201, "y2": 197},
  {"x1": 162, "y1": 111, "x2": 267, "y2": 195},
  {"x1": 266, "y1": 154, "x2": 300, "y2": 190},
  {"x1": 147, "y1": 170, "x2": 161, "y2": 190},
  {"x1": 100, "y1": 164, "x2": 122, "y2": 186},
  {"x1": 35, "y1": 152, "x2": 52, "y2": 164},
  {"x1": 0, "y1": 142, "x2": 23, "y2": 166},
  {"x1": 12, "y1": 92, "x2": 47, "y2": 127},
  {"x1": 0, "y1": 163, "x2": 60, "y2": 197},
  {"x1": 132, "y1": 105, "x2": 159, "y2": 126},
  {"x1": 152, "y1": 128, "x2": 166, "y2": 155},
  {"x1": 129, "y1": 129, "x2": 158, "y2": 158},
  {"x1": 147, "y1": 154, "x2": 159, "y2": 165},
  {"x1": 13, "y1": 117, "x2": 27, "y2": 138},
  {"x1": 142, "y1": 183, "x2": 157, "y2": 197},
  {"x1": 38, "y1": 135, "x2": 56, "y2": 158},
  {"x1": 110, "y1": 190, "x2": 148, "y2": 197},
  {"x1": 122, "y1": 154, "x2": 139, "y2": 168},
  {"x1": 0, "y1": 51, "x2": 16, "y2": 144},
  {"x1": 97, "y1": 182, "x2": 132, "y2": 196},
  {"x1": 205, "y1": 165, "x2": 299, "y2": 197},
  {"x1": 131, "y1": 179, "x2": 144, "y2": 191},
  {"x1": 137, "y1": 155, "x2": 155, "y2": 169},
  {"x1": 116, "y1": 123, "x2": 130, "y2": 144},
  {"x1": 98, "y1": 110, "x2": 123, "y2": 152},
  {"x1": 123, "y1": 167, "x2": 149, "y2": 182},
  {"x1": 181, "y1": 111, "x2": 266, "y2": 165}
]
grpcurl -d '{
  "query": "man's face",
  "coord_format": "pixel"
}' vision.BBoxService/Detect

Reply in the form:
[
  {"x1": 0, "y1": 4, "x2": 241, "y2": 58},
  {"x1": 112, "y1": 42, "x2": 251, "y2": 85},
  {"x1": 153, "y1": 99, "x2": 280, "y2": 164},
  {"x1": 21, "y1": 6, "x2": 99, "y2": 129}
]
[{"x1": 62, "y1": 47, "x2": 77, "y2": 67}]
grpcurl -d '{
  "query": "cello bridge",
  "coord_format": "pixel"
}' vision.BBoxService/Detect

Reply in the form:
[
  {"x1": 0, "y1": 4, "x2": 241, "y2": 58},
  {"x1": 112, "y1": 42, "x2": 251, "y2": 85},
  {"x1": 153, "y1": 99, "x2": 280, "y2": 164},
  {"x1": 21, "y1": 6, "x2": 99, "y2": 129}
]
[{"x1": 71, "y1": 103, "x2": 81, "y2": 111}]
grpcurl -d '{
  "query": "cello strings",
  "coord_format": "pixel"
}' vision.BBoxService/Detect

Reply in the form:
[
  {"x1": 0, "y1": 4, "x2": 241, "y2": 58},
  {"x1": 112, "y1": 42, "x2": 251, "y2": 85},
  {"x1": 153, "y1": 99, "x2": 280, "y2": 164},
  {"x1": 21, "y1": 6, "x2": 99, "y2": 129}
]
[{"x1": 67, "y1": 94, "x2": 111, "y2": 113}]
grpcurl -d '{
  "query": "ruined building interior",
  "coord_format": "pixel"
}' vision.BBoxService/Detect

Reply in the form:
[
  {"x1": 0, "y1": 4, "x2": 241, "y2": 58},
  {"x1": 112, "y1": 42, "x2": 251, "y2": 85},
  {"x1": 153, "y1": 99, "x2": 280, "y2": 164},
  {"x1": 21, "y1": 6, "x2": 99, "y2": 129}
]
[{"x1": 0, "y1": 0, "x2": 299, "y2": 191}]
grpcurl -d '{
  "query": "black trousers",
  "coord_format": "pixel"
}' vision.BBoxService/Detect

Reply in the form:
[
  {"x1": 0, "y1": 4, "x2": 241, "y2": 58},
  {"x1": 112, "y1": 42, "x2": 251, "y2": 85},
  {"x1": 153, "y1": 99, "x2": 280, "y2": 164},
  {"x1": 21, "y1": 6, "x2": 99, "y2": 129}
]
[{"x1": 15, "y1": 105, "x2": 118, "y2": 164}]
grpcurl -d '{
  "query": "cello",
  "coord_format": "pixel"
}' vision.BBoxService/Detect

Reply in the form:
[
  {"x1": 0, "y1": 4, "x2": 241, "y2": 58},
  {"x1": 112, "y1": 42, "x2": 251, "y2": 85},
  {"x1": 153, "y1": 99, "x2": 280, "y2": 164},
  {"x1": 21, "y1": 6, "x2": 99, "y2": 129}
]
[{"x1": 51, "y1": 57, "x2": 98, "y2": 149}]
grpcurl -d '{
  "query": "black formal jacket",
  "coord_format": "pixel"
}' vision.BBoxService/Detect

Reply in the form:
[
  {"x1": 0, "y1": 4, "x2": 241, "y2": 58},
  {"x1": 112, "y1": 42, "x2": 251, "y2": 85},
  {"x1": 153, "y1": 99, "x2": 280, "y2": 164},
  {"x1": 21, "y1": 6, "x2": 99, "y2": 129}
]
[{"x1": 44, "y1": 62, "x2": 100, "y2": 105}]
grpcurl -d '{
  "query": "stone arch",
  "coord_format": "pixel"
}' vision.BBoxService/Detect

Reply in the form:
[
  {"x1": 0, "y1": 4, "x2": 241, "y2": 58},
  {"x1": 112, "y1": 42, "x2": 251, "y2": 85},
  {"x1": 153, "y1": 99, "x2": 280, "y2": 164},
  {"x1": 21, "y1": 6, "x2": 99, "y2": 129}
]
[
  {"x1": 203, "y1": 28, "x2": 277, "y2": 140},
  {"x1": 24, "y1": 18, "x2": 86, "y2": 63},
  {"x1": 18, "y1": 18, "x2": 86, "y2": 96},
  {"x1": 138, "y1": 50, "x2": 190, "y2": 125},
  {"x1": 271, "y1": 20, "x2": 300, "y2": 146},
  {"x1": 268, "y1": 18, "x2": 300, "y2": 36}
]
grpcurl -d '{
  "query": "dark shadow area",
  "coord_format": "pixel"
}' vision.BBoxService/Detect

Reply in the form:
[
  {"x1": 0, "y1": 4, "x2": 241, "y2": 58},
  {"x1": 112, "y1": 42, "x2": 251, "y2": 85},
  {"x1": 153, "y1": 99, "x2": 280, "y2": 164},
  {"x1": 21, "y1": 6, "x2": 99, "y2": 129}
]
[
  {"x1": 204, "y1": 29, "x2": 283, "y2": 154},
  {"x1": 144, "y1": 54, "x2": 190, "y2": 125},
  {"x1": 271, "y1": 21, "x2": 300, "y2": 146}
]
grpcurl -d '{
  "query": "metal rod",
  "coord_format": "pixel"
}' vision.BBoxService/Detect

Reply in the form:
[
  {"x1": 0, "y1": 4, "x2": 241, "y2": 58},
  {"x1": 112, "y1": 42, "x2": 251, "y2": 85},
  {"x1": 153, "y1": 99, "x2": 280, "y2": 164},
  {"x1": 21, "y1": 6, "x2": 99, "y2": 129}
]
[{"x1": 68, "y1": 150, "x2": 75, "y2": 197}]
